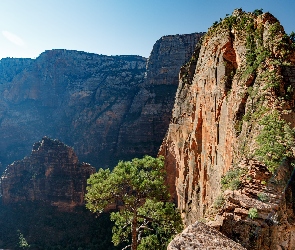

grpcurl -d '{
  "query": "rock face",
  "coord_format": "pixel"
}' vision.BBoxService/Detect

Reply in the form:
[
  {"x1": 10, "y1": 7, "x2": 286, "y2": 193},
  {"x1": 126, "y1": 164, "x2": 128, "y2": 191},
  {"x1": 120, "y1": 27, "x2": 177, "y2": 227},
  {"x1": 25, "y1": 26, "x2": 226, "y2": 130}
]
[
  {"x1": 160, "y1": 9, "x2": 295, "y2": 249},
  {"x1": 214, "y1": 159, "x2": 295, "y2": 249},
  {"x1": 1, "y1": 137, "x2": 95, "y2": 210},
  {"x1": 0, "y1": 33, "x2": 203, "y2": 170},
  {"x1": 0, "y1": 50, "x2": 147, "y2": 170},
  {"x1": 167, "y1": 221, "x2": 246, "y2": 250},
  {"x1": 117, "y1": 33, "x2": 204, "y2": 163},
  {"x1": 145, "y1": 33, "x2": 205, "y2": 87}
]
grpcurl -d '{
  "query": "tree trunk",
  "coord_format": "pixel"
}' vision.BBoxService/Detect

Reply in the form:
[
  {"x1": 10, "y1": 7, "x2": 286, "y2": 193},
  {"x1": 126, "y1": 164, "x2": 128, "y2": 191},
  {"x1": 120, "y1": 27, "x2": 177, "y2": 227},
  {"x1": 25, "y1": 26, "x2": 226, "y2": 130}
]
[{"x1": 131, "y1": 212, "x2": 138, "y2": 250}]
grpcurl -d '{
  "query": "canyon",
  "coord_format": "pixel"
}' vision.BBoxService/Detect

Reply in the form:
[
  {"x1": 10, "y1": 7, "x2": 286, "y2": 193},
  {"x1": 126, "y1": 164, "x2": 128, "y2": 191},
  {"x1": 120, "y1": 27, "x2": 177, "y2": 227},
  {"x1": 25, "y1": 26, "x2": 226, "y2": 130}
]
[
  {"x1": 0, "y1": 33, "x2": 204, "y2": 248},
  {"x1": 1, "y1": 8, "x2": 295, "y2": 250},
  {"x1": 0, "y1": 32, "x2": 203, "y2": 171}
]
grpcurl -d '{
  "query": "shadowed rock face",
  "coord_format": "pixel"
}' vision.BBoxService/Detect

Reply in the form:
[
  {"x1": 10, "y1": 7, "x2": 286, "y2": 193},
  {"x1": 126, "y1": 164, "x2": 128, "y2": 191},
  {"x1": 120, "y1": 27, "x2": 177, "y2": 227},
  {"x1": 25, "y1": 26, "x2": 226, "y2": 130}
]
[
  {"x1": 161, "y1": 10, "x2": 295, "y2": 249},
  {"x1": 0, "y1": 32, "x2": 204, "y2": 170},
  {"x1": 1, "y1": 137, "x2": 95, "y2": 210},
  {"x1": 116, "y1": 33, "x2": 205, "y2": 163},
  {"x1": 0, "y1": 50, "x2": 147, "y2": 170}
]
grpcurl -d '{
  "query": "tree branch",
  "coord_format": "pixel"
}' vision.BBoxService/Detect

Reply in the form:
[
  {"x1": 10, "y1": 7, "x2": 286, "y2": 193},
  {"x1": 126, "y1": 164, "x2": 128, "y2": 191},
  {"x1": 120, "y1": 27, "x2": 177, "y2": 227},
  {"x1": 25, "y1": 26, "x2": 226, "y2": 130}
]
[{"x1": 121, "y1": 244, "x2": 131, "y2": 250}]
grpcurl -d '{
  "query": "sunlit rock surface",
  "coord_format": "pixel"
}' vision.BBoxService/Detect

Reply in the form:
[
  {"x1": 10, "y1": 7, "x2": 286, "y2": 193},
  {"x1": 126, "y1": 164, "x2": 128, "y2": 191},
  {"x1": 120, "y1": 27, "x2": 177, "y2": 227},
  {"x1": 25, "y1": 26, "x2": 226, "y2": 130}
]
[
  {"x1": 161, "y1": 10, "x2": 295, "y2": 249},
  {"x1": 168, "y1": 221, "x2": 246, "y2": 250}
]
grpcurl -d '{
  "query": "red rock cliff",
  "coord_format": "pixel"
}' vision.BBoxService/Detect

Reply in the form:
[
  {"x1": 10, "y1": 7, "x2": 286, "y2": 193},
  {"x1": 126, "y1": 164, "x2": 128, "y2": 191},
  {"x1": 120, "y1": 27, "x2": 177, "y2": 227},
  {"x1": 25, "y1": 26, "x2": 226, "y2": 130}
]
[{"x1": 161, "y1": 9, "x2": 295, "y2": 249}]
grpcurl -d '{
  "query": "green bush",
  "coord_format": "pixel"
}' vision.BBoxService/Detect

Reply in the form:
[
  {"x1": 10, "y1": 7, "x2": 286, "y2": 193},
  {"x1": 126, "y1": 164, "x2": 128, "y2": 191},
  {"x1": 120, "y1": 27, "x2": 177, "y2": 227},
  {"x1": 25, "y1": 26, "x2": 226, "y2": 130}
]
[
  {"x1": 221, "y1": 168, "x2": 242, "y2": 190},
  {"x1": 248, "y1": 208, "x2": 258, "y2": 219},
  {"x1": 257, "y1": 192, "x2": 269, "y2": 202},
  {"x1": 252, "y1": 9, "x2": 263, "y2": 16},
  {"x1": 213, "y1": 194, "x2": 225, "y2": 209},
  {"x1": 255, "y1": 111, "x2": 295, "y2": 173}
]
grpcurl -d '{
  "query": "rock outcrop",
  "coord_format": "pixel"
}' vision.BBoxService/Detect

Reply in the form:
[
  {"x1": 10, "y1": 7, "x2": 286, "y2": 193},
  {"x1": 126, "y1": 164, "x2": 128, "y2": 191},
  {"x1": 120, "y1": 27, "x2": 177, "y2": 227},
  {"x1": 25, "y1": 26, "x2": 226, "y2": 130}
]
[
  {"x1": 1, "y1": 137, "x2": 95, "y2": 210},
  {"x1": 0, "y1": 33, "x2": 204, "y2": 170},
  {"x1": 167, "y1": 221, "x2": 246, "y2": 250},
  {"x1": 160, "y1": 9, "x2": 295, "y2": 249}
]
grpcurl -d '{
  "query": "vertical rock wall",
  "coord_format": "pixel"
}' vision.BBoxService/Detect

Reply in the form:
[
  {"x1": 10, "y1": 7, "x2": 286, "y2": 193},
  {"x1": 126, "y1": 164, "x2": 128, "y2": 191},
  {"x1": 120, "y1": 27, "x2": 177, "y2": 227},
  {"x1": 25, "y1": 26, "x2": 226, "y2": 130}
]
[
  {"x1": 116, "y1": 33, "x2": 204, "y2": 163},
  {"x1": 161, "y1": 10, "x2": 295, "y2": 249},
  {"x1": 160, "y1": 14, "x2": 243, "y2": 224}
]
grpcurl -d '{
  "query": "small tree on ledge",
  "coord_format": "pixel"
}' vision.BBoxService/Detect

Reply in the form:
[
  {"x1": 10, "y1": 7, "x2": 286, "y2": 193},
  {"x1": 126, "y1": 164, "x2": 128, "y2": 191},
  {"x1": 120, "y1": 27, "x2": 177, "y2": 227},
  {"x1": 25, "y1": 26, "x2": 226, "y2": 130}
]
[{"x1": 85, "y1": 155, "x2": 183, "y2": 250}]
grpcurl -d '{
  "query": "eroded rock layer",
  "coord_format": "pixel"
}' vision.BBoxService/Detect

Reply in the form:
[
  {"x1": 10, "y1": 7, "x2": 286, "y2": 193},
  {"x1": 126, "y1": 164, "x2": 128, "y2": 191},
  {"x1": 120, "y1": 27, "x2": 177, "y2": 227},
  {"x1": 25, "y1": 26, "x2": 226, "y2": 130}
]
[
  {"x1": 0, "y1": 50, "x2": 147, "y2": 169},
  {"x1": 1, "y1": 137, "x2": 95, "y2": 210},
  {"x1": 0, "y1": 33, "x2": 204, "y2": 170},
  {"x1": 161, "y1": 9, "x2": 295, "y2": 249}
]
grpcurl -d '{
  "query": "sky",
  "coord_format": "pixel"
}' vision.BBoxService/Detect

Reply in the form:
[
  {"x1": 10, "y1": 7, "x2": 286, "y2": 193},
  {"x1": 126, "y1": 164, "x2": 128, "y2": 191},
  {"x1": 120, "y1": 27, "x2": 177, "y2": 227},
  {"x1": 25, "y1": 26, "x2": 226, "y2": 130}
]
[{"x1": 0, "y1": 0, "x2": 295, "y2": 59}]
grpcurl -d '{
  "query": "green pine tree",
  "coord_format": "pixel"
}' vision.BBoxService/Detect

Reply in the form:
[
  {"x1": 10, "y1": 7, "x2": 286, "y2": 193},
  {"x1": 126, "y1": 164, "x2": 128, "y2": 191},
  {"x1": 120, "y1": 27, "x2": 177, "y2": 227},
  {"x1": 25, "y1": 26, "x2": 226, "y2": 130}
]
[{"x1": 85, "y1": 155, "x2": 183, "y2": 250}]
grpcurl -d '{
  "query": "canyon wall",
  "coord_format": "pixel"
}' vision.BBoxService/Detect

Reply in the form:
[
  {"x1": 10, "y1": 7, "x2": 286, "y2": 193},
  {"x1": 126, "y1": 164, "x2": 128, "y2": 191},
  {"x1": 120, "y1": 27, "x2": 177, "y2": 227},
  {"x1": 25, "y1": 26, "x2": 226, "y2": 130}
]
[
  {"x1": 0, "y1": 33, "x2": 203, "y2": 170},
  {"x1": 0, "y1": 50, "x2": 147, "y2": 170},
  {"x1": 0, "y1": 32, "x2": 204, "y2": 249},
  {"x1": 116, "y1": 33, "x2": 204, "y2": 163},
  {"x1": 161, "y1": 9, "x2": 295, "y2": 249}
]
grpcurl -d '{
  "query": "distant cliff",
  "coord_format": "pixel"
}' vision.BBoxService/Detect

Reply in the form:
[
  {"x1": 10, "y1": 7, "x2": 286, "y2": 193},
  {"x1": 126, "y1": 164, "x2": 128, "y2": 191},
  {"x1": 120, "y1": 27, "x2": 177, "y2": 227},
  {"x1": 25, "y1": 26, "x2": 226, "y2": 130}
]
[
  {"x1": 161, "y1": 9, "x2": 295, "y2": 249},
  {"x1": 0, "y1": 50, "x2": 146, "y2": 170},
  {"x1": 116, "y1": 33, "x2": 204, "y2": 163},
  {"x1": 1, "y1": 137, "x2": 95, "y2": 210},
  {"x1": 0, "y1": 32, "x2": 204, "y2": 170}
]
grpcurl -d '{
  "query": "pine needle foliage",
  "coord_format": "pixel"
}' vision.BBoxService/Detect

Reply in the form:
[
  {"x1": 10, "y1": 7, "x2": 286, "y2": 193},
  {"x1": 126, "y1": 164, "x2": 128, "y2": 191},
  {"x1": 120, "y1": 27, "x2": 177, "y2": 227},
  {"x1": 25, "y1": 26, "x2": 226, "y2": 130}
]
[{"x1": 85, "y1": 155, "x2": 183, "y2": 250}]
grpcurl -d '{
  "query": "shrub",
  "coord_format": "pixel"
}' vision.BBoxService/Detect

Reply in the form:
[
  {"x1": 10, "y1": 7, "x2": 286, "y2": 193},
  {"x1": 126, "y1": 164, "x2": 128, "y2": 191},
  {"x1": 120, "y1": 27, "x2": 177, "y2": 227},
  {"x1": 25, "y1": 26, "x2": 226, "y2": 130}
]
[
  {"x1": 248, "y1": 208, "x2": 258, "y2": 219},
  {"x1": 257, "y1": 192, "x2": 269, "y2": 202},
  {"x1": 213, "y1": 194, "x2": 225, "y2": 209},
  {"x1": 252, "y1": 9, "x2": 263, "y2": 16},
  {"x1": 221, "y1": 168, "x2": 242, "y2": 190},
  {"x1": 255, "y1": 111, "x2": 295, "y2": 173}
]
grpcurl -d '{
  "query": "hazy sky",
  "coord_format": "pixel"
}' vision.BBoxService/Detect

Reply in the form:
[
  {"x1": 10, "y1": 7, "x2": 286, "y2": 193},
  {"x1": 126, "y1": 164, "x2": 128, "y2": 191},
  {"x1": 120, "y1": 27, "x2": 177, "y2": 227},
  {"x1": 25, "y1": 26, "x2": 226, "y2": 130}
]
[{"x1": 0, "y1": 0, "x2": 294, "y2": 59}]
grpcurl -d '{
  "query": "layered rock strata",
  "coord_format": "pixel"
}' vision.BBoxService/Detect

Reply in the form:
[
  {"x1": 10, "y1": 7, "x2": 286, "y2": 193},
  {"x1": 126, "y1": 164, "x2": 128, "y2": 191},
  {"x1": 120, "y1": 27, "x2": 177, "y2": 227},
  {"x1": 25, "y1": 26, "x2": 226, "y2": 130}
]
[
  {"x1": 211, "y1": 159, "x2": 295, "y2": 249},
  {"x1": 161, "y1": 9, "x2": 295, "y2": 249},
  {"x1": 1, "y1": 137, "x2": 95, "y2": 210},
  {"x1": 0, "y1": 33, "x2": 204, "y2": 170},
  {"x1": 0, "y1": 50, "x2": 147, "y2": 169}
]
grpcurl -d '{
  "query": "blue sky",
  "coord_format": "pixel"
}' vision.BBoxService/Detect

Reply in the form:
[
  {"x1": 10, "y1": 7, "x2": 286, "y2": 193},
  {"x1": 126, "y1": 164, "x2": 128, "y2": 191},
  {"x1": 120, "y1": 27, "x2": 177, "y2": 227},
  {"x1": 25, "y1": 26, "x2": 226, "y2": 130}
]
[{"x1": 0, "y1": 0, "x2": 294, "y2": 59}]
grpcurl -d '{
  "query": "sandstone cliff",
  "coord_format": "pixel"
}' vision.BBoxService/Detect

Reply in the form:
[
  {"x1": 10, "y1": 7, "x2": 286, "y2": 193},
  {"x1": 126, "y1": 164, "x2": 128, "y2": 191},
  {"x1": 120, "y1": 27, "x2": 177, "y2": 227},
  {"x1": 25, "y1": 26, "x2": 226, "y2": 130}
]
[
  {"x1": 116, "y1": 33, "x2": 204, "y2": 162},
  {"x1": 161, "y1": 9, "x2": 295, "y2": 249},
  {"x1": 1, "y1": 137, "x2": 95, "y2": 210},
  {"x1": 0, "y1": 33, "x2": 203, "y2": 170}
]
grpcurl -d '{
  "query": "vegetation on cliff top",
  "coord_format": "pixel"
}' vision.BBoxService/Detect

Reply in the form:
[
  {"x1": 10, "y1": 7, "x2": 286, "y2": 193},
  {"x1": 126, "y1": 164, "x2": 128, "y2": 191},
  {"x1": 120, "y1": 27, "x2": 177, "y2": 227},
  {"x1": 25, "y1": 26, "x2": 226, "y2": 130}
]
[
  {"x1": 211, "y1": 9, "x2": 295, "y2": 175},
  {"x1": 85, "y1": 155, "x2": 183, "y2": 250}
]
